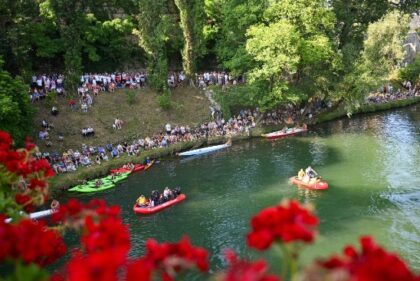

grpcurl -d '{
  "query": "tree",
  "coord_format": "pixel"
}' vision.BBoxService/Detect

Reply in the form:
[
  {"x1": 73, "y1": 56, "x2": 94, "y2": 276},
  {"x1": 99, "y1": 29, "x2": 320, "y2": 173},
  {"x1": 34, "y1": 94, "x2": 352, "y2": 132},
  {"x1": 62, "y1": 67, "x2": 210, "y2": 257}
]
[
  {"x1": 133, "y1": 0, "x2": 179, "y2": 93},
  {"x1": 39, "y1": 0, "x2": 117, "y2": 93},
  {"x1": 245, "y1": 0, "x2": 340, "y2": 110},
  {"x1": 205, "y1": 0, "x2": 267, "y2": 76},
  {"x1": 0, "y1": 59, "x2": 33, "y2": 144},
  {"x1": 174, "y1": 0, "x2": 206, "y2": 84},
  {"x1": 341, "y1": 11, "x2": 410, "y2": 103}
]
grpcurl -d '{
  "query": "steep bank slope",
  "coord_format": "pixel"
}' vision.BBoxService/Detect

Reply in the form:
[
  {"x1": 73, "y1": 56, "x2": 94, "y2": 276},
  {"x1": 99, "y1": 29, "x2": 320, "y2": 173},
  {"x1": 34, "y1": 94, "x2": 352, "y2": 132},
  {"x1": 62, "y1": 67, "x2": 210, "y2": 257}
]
[{"x1": 32, "y1": 86, "x2": 212, "y2": 153}]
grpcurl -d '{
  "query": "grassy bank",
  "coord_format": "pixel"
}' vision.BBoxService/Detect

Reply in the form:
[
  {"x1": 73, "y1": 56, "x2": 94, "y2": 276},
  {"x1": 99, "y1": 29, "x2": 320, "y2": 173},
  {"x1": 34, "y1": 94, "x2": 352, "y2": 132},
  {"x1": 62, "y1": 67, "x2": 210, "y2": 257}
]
[
  {"x1": 33, "y1": 86, "x2": 212, "y2": 152},
  {"x1": 315, "y1": 96, "x2": 420, "y2": 124},
  {"x1": 49, "y1": 96, "x2": 420, "y2": 193}
]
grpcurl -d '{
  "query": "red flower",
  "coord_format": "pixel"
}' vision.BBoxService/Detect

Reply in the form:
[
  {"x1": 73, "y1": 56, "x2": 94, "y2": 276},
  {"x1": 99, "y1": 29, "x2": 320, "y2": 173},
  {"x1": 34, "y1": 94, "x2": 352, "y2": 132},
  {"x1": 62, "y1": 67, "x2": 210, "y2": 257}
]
[
  {"x1": 25, "y1": 138, "x2": 36, "y2": 151},
  {"x1": 218, "y1": 249, "x2": 280, "y2": 281},
  {"x1": 65, "y1": 248, "x2": 127, "y2": 281},
  {"x1": 318, "y1": 236, "x2": 420, "y2": 281},
  {"x1": 0, "y1": 130, "x2": 12, "y2": 150},
  {"x1": 0, "y1": 218, "x2": 66, "y2": 266},
  {"x1": 51, "y1": 199, "x2": 121, "y2": 227},
  {"x1": 126, "y1": 258, "x2": 154, "y2": 281},
  {"x1": 247, "y1": 200, "x2": 318, "y2": 250},
  {"x1": 81, "y1": 216, "x2": 130, "y2": 254},
  {"x1": 15, "y1": 193, "x2": 33, "y2": 212},
  {"x1": 142, "y1": 236, "x2": 209, "y2": 281}
]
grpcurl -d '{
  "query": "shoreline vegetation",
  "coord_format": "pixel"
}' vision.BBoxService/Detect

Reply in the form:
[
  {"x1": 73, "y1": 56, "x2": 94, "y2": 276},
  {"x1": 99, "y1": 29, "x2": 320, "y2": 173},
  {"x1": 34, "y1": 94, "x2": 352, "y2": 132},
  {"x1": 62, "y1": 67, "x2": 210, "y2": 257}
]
[{"x1": 50, "y1": 96, "x2": 420, "y2": 192}]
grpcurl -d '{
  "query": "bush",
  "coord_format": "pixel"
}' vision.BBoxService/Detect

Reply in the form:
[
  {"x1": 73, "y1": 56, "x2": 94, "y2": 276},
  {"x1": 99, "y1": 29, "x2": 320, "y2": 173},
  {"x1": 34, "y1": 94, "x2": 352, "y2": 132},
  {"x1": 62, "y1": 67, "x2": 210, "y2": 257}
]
[
  {"x1": 212, "y1": 84, "x2": 260, "y2": 118},
  {"x1": 157, "y1": 90, "x2": 172, "y2": 110},
  {"x1": 125, "y1": 90, "x2": 136, "y2": 106},
  {"x1": 45, "y1": 91, "x2": 57, "y2": 108},
  {"x1": 398, "y1": 55, "x2": 420, "y2": 84}
]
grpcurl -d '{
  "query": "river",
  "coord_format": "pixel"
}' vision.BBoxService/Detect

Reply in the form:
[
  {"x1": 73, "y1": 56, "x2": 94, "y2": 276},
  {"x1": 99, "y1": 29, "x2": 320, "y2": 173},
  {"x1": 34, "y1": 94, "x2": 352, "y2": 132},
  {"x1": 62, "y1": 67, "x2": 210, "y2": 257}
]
[{"x1": 60, "y1": 105, "x2": 420, "y2": 276}]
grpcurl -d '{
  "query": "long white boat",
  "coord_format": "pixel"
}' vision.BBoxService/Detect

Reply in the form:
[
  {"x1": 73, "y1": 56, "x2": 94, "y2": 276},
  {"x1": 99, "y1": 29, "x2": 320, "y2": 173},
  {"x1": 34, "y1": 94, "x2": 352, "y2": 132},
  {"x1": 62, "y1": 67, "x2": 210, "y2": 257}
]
[
  {"x1": 178, "y1": 142, "x2": 231, "y2": 157},
  {"x1": 262, "y1": 126, "x2": 308, "y2": 140},
  {"x1": 5, "y1": 209, "x2": 56, "y2": 223}
]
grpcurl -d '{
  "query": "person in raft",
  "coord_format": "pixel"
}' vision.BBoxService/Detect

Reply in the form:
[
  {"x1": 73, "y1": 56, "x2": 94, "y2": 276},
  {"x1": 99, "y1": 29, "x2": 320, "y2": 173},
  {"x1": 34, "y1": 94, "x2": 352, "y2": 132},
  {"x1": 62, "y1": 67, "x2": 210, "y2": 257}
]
[
  {"x1": 95, "y1": 179, "x2": 104, "y2": 187},
  {"x1": 123, "y1": 162, "x2": 135, "y2": 170},
  {"x1": 146, "y1": 157, "x2": 152, "y2": 165},
  {"x1": 141, "y1": 187, "x2": 181, "y2": 208},
  {"x1": 136, "y1": 195, "x2": 149, "y2": 207},
  {"x1": 302, "y1": 166, "x2": 319, "y2": 184}
]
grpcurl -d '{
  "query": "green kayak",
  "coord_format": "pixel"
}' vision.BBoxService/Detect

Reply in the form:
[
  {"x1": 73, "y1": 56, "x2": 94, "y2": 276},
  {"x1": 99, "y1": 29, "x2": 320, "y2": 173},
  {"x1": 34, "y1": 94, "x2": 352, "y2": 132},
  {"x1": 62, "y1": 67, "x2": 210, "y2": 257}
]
[{"x1": 68, "y1": 173, "x2": 129, "y2": 193}]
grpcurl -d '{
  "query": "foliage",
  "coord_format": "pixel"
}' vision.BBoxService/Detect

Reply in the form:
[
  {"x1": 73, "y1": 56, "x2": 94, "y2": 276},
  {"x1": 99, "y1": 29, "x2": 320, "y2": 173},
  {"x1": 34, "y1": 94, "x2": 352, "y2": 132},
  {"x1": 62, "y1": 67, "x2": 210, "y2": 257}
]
[
  {"x1": 205, "y1": 0, "x2": 266, "y2": 76},
  {"x1": 212, "y1": 84, "x2": 260, "y2": 118},
  {"x1": 133, "y1": 0, "x2": 179, "y2": 93},
  {"x1": 0, "y1": 60, "x2": 33, "y2": 145},
  {"x1": 45, "y1": 91, "x2": 57, "y2": 108},
  {"x1": 175, "y1": 0, "x2": 206, "y2": 82},
  {"x1": 157, "y1": 89, "x2": 172, "y2": 110},
  {"x1": 398, "y1": 55, "x2": 420, "y2": 84},
  {"x1": 340, "y1": 11, "x2": 410, "y2": 104},
  {"x1": 245, "y1": 0, "x2": 340, "y2": 110},
  {"x1": 125, "y1": 90, "x2": 137, "y2": 106},
  {"x1": 0, "y1": 0, "x2": 418, "y2": 116}
]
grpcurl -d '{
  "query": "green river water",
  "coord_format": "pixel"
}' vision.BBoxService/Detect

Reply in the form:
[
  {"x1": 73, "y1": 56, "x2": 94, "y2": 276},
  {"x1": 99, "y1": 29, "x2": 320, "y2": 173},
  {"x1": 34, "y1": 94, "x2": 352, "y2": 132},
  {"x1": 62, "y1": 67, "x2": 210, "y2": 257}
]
[{"x1": 60, "y1": 105, "x2": 420, "y2": 277}]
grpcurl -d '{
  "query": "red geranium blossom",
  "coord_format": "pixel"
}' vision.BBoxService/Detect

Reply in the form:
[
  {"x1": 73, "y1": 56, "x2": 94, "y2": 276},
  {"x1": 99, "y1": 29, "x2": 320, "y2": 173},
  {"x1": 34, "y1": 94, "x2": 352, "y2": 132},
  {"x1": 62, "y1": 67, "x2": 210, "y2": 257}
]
[
  {"x1": 51, "y1": 199, "x2": 121, "y2": 229},
  {"x1": 65, "y1": 248, "x2": 127, "y2": 281},
  {"x1": 247, "y1": 200, "x2": 318, "y2": 250},
  {"x1": 0, "y1": 218, "x2": 66, "y2": 266},
  {"x1": 0, "y1": 131, "x2": 54, "y2": 212},
  {"x1": 81, "y1": 216, "x2": 130, "y2": 254},
  {"x1": 142, "y1": 236, "x2": 209, "y2": 281},
  {"x1": 318, "y1": 236, "x2": 420, "y2": 281},
  {"x1": 218, "y1": 249, "x2": 280, "y2": 281}
]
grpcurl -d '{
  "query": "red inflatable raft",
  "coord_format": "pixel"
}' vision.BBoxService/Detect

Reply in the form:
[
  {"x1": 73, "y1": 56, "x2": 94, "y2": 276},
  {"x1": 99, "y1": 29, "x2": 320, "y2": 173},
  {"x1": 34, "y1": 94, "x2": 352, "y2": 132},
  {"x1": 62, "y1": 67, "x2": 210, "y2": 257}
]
[
  {"x1": 133, "y1": 194, "x2": 186, "y2": 214},
  {"x1": 289, "y1": 177, "x2": 329, "y2": 190},
  {"x1": 111, "y1": 164, "x2": 145, "y2": 174}
]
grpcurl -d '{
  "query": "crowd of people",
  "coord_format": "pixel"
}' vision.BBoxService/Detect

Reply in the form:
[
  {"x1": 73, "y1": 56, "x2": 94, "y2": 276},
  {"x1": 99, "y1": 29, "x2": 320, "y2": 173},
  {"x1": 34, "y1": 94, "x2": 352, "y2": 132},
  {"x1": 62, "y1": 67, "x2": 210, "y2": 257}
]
[
  {"x1": 136, "y1": 187, "x2": 182, "y2": 208},
  {"x1": 366, "y1": 81, "x2": 420, "y2": 104},
  {"x1": 31, "y1": 73, "x2": 418, "y2": 176},
  {"x1": 196, "y1": 71, "x2": 245, "y2": 89},
  {"x1": 29, "y1": 70, "x2": 242, "y2": 102},
  {"x1": 29, "y1": 74, "x2": 65, "y2": 102},
  {"x1": 42, "y1": 109, "x2": 260, "y2": 175}
]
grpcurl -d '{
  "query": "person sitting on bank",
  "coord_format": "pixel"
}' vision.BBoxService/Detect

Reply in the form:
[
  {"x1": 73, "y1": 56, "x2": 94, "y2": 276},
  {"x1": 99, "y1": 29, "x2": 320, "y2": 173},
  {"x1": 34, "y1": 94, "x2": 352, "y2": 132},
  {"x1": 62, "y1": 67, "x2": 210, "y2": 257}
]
[
  {"x1": 51, "y1": 106, "x2": 59, "y2": 116},
  {"x1": 136, "y1": 195, "x2": 148, "y2": 207}
]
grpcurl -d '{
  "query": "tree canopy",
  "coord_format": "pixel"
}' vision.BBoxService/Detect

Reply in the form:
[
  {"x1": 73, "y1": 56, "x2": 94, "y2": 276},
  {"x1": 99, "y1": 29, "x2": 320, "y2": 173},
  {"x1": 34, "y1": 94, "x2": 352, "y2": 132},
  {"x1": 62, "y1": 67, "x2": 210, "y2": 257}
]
[{"x1": 0, "y1": 0, "x2": 418, "y2": 139}]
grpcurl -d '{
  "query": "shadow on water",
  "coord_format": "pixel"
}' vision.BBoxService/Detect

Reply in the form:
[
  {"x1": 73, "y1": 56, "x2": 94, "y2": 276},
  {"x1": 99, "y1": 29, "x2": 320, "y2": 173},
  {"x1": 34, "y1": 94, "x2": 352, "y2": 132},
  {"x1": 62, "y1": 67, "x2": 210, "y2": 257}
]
[{"x1": 55, "y1": 104, "x2": 420, "y2": 277}]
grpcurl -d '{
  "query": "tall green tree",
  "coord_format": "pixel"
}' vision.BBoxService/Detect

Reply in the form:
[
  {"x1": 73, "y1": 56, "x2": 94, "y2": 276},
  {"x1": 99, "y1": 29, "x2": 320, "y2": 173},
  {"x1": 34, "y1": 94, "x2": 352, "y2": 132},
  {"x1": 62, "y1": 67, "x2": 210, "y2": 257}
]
[
  {"x1": 40, "y1": 0, "x2": 117, "y2": 93},
  {"x1": 245, "y1": 0, "x2": 340, "y2": 109},
  {"x1": 0, "y1": 0, "x2": 62, "y2": 77},
  {"x1": 133, "y1": 0, "x2": 179, "y2": 92},
  {"x1": 0, "y1": 59, "x2": 33, "y2": 144},
  {"x1": 340, "y1": 11, "x2": 410, "y2": 103},
  {"x1": 205, "y1": 0, "x2": 267, "y2": 75},
  {"x1": 174, "y1": 0, "x2": 205, "y2": 83}
]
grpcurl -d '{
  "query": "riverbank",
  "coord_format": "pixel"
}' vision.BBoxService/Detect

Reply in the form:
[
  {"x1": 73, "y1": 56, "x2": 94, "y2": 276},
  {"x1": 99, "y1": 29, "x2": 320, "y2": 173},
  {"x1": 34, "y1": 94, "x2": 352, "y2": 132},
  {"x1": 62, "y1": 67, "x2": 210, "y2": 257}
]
[{"x1": 49, "y1": 96, "x2": 420, "y2": 193}]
